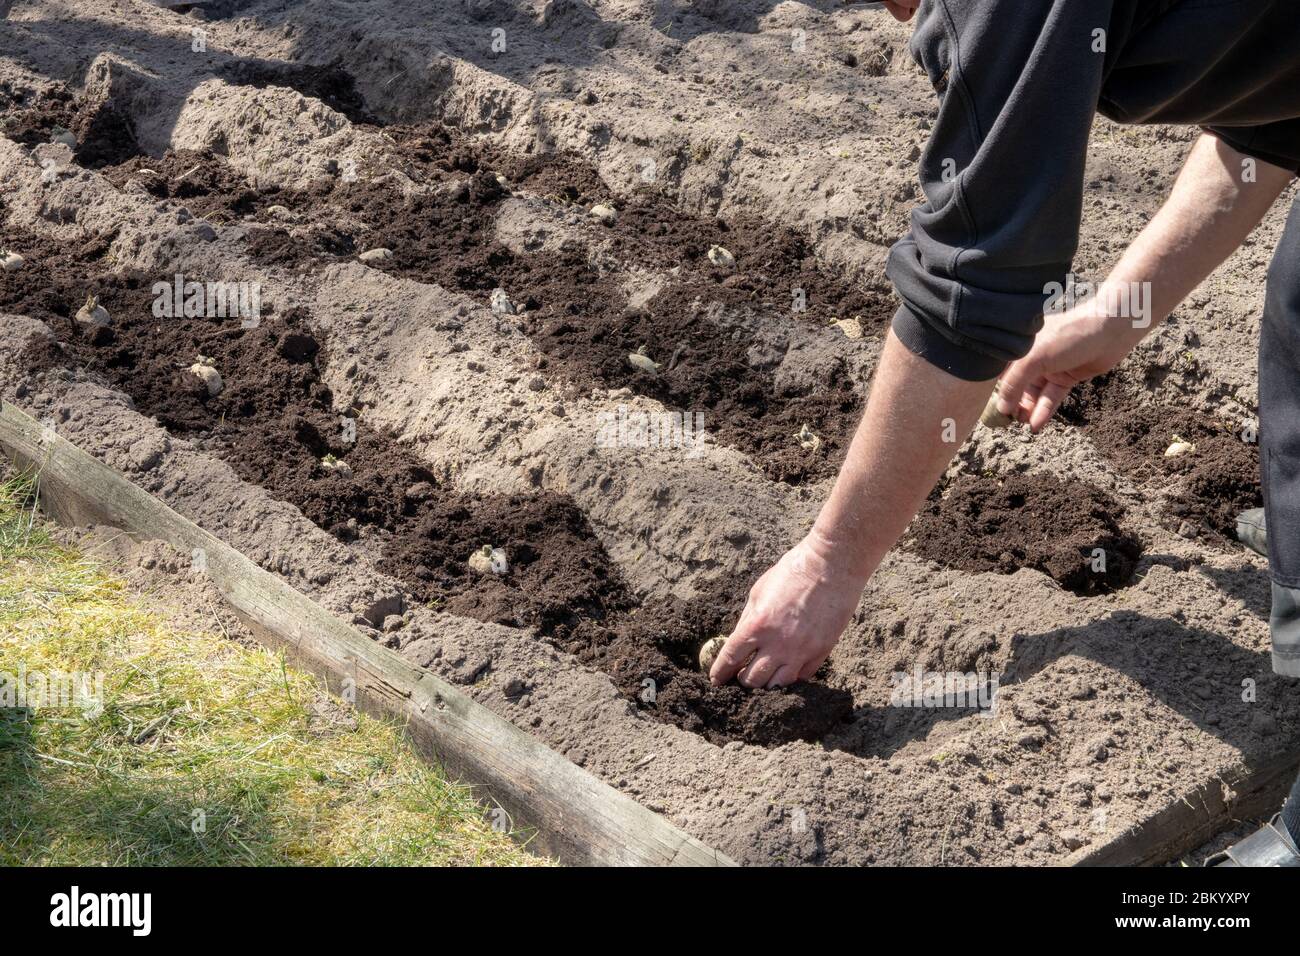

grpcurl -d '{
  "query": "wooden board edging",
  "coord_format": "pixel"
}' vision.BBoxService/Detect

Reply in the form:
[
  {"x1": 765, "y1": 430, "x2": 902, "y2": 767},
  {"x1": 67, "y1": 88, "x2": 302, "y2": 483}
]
[
  {"x1": 0, "y1": 399, "x2": 735, "y2": 868},
  {"x1": 1070, "y1": 748, "x2": 1300, "y2": 867}
]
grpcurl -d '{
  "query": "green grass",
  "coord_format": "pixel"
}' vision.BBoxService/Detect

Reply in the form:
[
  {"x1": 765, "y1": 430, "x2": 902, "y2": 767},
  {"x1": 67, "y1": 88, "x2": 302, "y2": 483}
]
[{"x1": 0, "y1": 474, "x2": 549, "y2": 866}]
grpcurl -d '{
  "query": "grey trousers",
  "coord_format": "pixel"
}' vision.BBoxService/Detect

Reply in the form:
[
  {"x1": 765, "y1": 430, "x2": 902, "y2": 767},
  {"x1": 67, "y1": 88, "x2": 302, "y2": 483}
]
[{"x1": 1260, "y1": 194, "x2": 1300, "y2": 679}]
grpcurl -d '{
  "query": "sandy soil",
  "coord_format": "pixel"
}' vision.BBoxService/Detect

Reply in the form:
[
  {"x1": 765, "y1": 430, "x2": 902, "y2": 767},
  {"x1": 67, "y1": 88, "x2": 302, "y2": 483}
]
[{"x1": 1, "y1": 0, "x2": 1298, "y2": 865}]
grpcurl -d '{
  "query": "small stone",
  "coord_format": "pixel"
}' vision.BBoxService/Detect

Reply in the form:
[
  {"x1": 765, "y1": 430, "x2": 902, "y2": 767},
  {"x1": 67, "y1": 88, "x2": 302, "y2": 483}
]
[
  {"x1": 707, "y1": 244, "x2": 735, "y2": 269},
  {"x1": 0, "y1": 250, "x2": 25, "y2": 272},
  {"x1": 358, "y1": 247, "x2": 393, "y2": 263},
  {"x1": 1060, "y1": 830, "x2": 1087, "y2": 851},
  {"x1": 360, "y1": 592, "x2": 403, "y2": 627},
  {"x1": 49, "y1": 127, "x2": 77, "y2": 148}
]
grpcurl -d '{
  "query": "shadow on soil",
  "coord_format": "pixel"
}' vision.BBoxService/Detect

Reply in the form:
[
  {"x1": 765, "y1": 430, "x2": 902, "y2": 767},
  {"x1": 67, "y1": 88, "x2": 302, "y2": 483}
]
[{"x1": 829, "y1": 604, "x2": 1292, "y2": 761}]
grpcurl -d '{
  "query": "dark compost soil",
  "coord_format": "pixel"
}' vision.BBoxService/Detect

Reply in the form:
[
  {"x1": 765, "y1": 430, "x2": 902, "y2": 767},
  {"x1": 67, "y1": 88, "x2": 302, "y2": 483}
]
[
  {"x1": 230, "y1": 123, "x2": 884, "y2": 483},
  {"x1": 0, "y1": 83, "x2": 141, "y2": 169},
  {"x1": 906, "y1": 473, "x2": 1144, "y2": 596},
  {"x1": 1059, "y1": 376, "x2": 1261, "y2": 542},
  {"x1": 0, "y1": 227, "x2": 851, "y2": 746}
]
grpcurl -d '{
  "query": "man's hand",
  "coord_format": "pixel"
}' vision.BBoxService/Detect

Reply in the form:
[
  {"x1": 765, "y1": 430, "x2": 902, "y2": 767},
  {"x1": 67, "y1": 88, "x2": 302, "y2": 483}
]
[
  {"x1": 709, "y1": 533, "x2": 863, "y2": 689},
  {"x1": 708, "y1": 331, "x2": 995, "y2": 689},
  {"x1": 994, "y1": 303, "x2": 1140, "y2": 432},
  {"x1": 996, "y1": 134, "x2": 1294, "y2": 433},
  {"x1": 883, "y1": 0, "x2": 920, "y2": 22}
]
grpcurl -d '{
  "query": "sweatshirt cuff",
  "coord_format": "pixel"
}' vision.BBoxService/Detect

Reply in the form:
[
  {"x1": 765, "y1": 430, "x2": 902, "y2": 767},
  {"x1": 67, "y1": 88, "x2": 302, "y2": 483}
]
[{"x1": 890, "y1": 303, "x2": 1007, "y2": 382}]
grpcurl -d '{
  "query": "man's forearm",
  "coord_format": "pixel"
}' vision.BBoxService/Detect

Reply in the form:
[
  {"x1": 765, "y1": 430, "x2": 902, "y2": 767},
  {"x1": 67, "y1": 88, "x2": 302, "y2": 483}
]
[
  {"x1": 1093, "y1": 133, "x2": 1293, "y2": 343},
  {"x1": 806, "y1": 136, "x2": 1291, "y2": 588},
  {"x1": 808, "y1": 331, "x2": 994, "y2": 584}
]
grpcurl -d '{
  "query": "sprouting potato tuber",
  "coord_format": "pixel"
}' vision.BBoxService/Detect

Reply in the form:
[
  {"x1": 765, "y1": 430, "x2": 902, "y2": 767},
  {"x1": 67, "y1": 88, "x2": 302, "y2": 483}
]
[
  {"x1": 0, "y1": 250, "x2": 24, "y2": 272},
  {"x1": 796, "y1": 422, "x2": 822, "y2": 452},
  {"x1": 707, "y1": 245, "x2": 735, "y2": 269},
  {"x1": 74, "y1": 295, "x2": 110, "y2": 330},
  {"x1": 589, "y1": 203, "x2": 618, "y2": 226},
  {"x1": 698, "y1": 636, "x2": 726, "y2": 673},
  {"x1": 626, "y1": 344, "x2": 660, "y2": 374},
  {"x1": 319, "y1": 454, "x2": 353, "y2": 479},
  {"x1": 1164, "y1": 435, "x2": 1196, "y2": 458},
  {"x1": 979, "y1": 390, "x2": 1014, "y2": 429},
  {"x1": 468, "y1": 544, "x2": 510, "y2": 576},
  {"x1": 358, "y1": 247, "x2": 393, "y2": 263},
  {"x1": 490, "y1": 288, "x2": 517, "y2": 315},
  {"x1": 187, "y1": 360, "x2": 223, "y2": 397}
]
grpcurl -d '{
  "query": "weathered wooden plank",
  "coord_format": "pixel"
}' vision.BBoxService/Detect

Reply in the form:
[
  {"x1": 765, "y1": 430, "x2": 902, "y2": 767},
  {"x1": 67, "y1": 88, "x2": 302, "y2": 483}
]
[
  {"x1": 0, "y1": 399, "x2": 735, "y2": 867},
  {"x1": 1072, "y1": 750, "x2": 1300, "y2": 866}
]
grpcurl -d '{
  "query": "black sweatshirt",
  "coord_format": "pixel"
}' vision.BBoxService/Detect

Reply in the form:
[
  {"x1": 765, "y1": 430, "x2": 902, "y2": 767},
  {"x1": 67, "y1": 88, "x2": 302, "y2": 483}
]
[{"x1": 887, "y1": 0, "x2": 1300, "y2": 382}]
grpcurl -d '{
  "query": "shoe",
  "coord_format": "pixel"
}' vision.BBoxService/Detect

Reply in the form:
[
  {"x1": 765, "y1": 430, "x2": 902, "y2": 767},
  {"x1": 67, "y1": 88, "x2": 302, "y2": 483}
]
[
  {"x1": 1206, "y1": 814, "x2": 1300, "y2": 867},
  {"x1": 1237, "y1": 508, "x2": 1267, "y2": 558}
]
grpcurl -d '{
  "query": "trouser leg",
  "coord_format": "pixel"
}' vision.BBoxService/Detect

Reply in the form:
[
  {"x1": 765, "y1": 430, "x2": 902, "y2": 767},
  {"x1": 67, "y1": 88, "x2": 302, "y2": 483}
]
[{"x1": 1259, "y1": 194, "x2": 1300, "y2": 678}]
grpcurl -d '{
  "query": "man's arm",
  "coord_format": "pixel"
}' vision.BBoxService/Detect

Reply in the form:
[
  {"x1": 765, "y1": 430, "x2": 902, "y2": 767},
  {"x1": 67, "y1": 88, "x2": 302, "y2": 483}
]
[
  {"x1": 708, "y1": 332, "x2": 992, "y2": 689},
  {"x1": 711, "y1": 133, "x2": 1294, "y2": 689},
  {"x1": 997, "y1": 133, "x2": 1296, "y2": 429}
]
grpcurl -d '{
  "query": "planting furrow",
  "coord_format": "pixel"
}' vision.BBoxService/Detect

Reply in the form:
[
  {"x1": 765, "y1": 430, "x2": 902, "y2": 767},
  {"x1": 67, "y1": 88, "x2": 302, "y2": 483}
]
[
  {"x1": 906, "y1": 473, "x2": 1144, "y2": 597},
  {"x1": 2, "y1": 16, "x2": 1295, "y2": 866},
  {"x1": 1057, "y1": 374, "x2": 1262, "y2": 544},
  {"x1": 0, "y1": 218, "x2": 852, "y2": 746},
  {"x1": 5, "y1": 72, "x2": 1230, "y2": 606}
]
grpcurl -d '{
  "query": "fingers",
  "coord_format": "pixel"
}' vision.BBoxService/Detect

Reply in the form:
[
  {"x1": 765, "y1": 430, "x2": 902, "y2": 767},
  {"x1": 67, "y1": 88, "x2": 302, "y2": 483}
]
[
  {"x1": 1028, "y1": 381, "x2": 1069, "y2": 433},
  {"x1": 738, "y1": 654, "x2": 779, "y2": 689},
  {"x1": 1014, "y1": 381, "x2": 1043, "y2": 424},
  {"x1": 884, "y1": 0, "x2": 920, "y2": 21},
  {"x1": 993, "y1": 361, "x2": 1038, "y2": 418},
  {"x1": 767, "y1": 664, "x2": 802, "y2": 690},
  {"x1": 710, "y1": 617, "x2": 810, "y2": 690},
  {"x1": 797, "y1": 655, "x2": 828, "y2": 683},
  {"x1": 709, "y1": 625, "x2": 760, "y2": 686}
]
